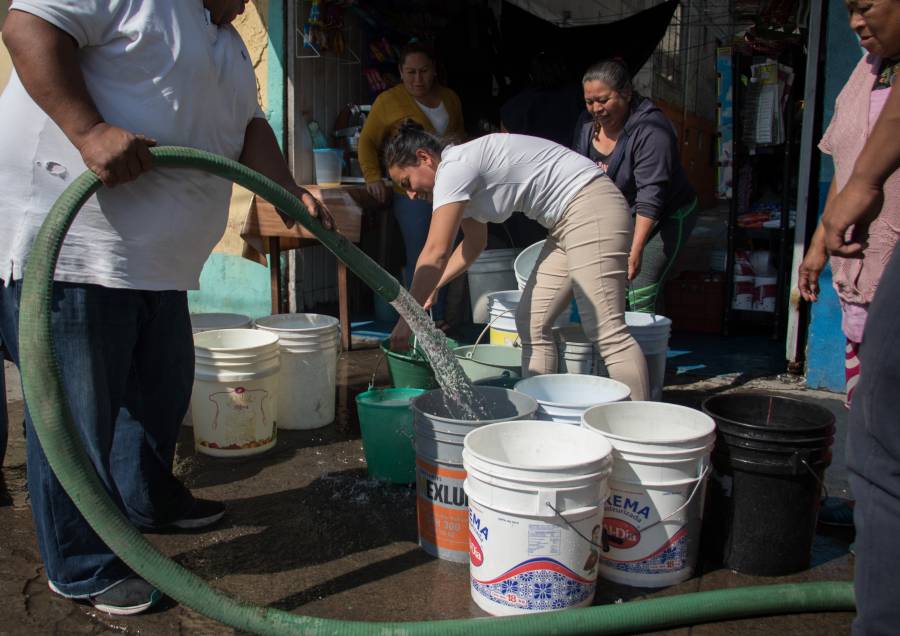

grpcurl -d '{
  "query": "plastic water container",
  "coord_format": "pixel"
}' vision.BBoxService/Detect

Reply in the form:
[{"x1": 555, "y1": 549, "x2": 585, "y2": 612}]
[
  {"x1": 254, "y1": 313, "x2": 340, "y2": 430},
  {"x1": 185, "y1": 313, "x2": 252, "y2": 428},
  {"x1": 464, "y1": 420, "x2": 614, "y2": 615},
  {"x1": 581, "y1": 401, "x2": 716, "y2": 587},
  {"x1": 313, "y1": 148, "x2": 342, "y2": 186},
  {"x1": 356, "y1": 387, "x2": 426, "y2": 483},
  {"x1": 468, "y1": 249, "x2": 520, "y2": 323},
  {"x1": 191, "y1": 329, "x2": 280, "y2": 457},
  {"x1": 513, "y1": 373, "x2": 630, "y2": 424},
  {"x1": 411, "y1": 387, "x2": 538, "y2": 562},
  {"x1": 623, "y1": 312, "x2": 672, "y2": 402}
]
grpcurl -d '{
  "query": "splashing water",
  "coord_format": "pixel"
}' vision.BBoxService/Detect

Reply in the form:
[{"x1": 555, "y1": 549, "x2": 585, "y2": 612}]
[{"x1": 391, "y1": 288, "x2": 487, "y2": 420}]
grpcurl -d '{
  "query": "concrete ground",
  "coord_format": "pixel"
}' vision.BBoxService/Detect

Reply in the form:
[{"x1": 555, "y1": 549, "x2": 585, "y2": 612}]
[{"x1": 0, "y1": 342, "x2": 855, "y2": 635}]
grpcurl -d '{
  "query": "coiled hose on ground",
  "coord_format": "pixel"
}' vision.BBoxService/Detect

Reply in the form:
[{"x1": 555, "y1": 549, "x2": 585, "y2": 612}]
[{"x1": 18, "y1": 146, "x2": 855, "y2": 634}]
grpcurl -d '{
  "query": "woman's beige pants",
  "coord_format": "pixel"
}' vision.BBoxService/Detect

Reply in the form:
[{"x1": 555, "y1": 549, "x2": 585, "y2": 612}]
[{"x1": 516, "y1": 176, "x2": 650, "y2": 401}]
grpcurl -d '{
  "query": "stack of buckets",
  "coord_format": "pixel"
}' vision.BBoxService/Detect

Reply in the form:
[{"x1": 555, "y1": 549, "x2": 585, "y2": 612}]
[
  {"x1": 185, "y1": 313, "x2": 253, "y2": 427},
  {"x1": 468, "y1": 248, "x2": 520, "y2": 324},
  {"x1": 458, "y1": 399, "x2": 717, "y2": 615},
  {"x1": 189, "y1": 313, "x2": 342, "y2": 457},
  {"x1": 464, "y1": 420, "x2": 614, "y2": 614},
  {"x1": 701, "y1": 393, "x2": 834, "y2": 575},
  {"x1": 485, "y1": 290, "x2": 569, "y2": 347},
  {"x1": 191, "y1": 328, "x2": 281, "y2": 456},
  {"x1": 254, "y1": 314, "x2": 340, "y2": 430},
  {"x1": 581, "y1": 402, "x2": 716, "y2": 587}
]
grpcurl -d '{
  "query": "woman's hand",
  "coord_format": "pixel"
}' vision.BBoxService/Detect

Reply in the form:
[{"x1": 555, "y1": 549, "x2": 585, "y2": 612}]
[
  {"x1": 366, "y1": 180, "x2": 390, "y2": 205},
  {"x1": 798, "y1": 244, "x2": 828, "y2": 303},
  {"x1": 390, "y1": 318, "x2": 413, "y2": 352},
  {"x1": 821, "y1": 179, "x2": 882, "y2": 257},
  {"x1": 627, "y1": 249, "x2": 643, "y2": 281},
  {"x1": 422, "y1": 288, "x2": 439, "y2": 311}
]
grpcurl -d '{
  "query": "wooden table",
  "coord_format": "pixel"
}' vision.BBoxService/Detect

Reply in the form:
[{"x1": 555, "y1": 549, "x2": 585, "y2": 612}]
[{"x1": 240, "y1": 184, "x2": 387, "y2": 351}]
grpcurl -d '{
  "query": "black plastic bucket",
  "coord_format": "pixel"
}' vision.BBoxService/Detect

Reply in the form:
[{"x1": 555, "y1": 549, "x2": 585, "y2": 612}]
[{"x1": 701, "y1": 393, "x2": 835, "y2": 576}]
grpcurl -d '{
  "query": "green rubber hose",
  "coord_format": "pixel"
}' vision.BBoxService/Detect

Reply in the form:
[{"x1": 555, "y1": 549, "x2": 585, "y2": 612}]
[{"x1": 18, "y1": 146, "x2": 855, "y2": 634}]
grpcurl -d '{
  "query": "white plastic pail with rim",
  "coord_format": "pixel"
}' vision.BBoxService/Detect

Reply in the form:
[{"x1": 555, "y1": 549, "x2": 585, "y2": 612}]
[
  {"x1": 554, "y1": 327, "x2": 595, "y2": 375},
  {"x1": 253, "y1": 313, "x2": 339, "y2": 430},
  {"x1": 513, "y1": 374, "x2": 630, "y2": 424},
  {"x1": 185, "y1": 313, "x2": 252, "y2": 427},
  {"x1": 624, "y1": 312, "x2": 671, "y2": 402},
  {"x1": 411, "y1": 387, "x2": 538, "y2": 563},
  {"x1": 192, "y1": 328, "x2": 280, "y2": 457},
  {"x1": 581, "y1": 401, "x2": 715, "y2": 587},
  {"x1": 469, "y1": 249, "x2": 521, "y2": 323},
  {"x1": 463, "y1": 420, "x2": 614, "y2": 616}
]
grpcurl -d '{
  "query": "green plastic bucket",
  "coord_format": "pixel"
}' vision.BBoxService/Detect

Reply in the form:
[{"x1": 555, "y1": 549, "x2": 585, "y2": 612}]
[
  {"x1": 453, "y1": 344, "x2": 522, "y2": 383},
  {"x1": 379, "y1": 337, "x2": 459, "y2": 389},
  {"x1": 356, "y1": 387, "x2": 426, "y2": 483}
]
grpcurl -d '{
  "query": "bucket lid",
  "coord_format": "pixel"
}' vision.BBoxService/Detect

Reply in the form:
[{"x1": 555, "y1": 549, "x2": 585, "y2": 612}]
[
  {"x1": 702, "y1": 393, "x2": 835, "y2": 436},
  {"x1": 464, "y1": 419, "x2": 613, "y2": 471},
  {"x1": 514, "y1": 374, "x2": 630, "y2": 408}
]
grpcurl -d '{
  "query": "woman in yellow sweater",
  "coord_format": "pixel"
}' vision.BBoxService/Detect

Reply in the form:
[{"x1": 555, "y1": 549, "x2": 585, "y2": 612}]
[{"x1": 358, "y1": 41, "x2": 464, "y2": 329}]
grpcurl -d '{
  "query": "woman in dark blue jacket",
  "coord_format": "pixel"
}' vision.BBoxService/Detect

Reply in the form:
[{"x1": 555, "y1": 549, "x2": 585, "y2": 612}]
[{"x1": 573, "y1": 59, "x2": 698, "y2": 313}]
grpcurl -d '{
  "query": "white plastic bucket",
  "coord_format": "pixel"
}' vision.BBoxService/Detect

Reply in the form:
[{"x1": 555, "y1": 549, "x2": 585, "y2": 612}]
[
  {"x1": 624, "y1": 312, "x2": 671, "y2": 402},
  {"x1": 513, "y1": 374, "x2": 630, "y2": 424},
  {"x1": 254, "y1": 313, "x2": 339, "y2": 430},
  {"x1": 313, "y1": 148, "x2": 342, "y2": 185},
  {"x1": 411, "y1": 387, "x2": 538, "y2": 562},
  {"x1": 463, "y1": 420, "x2": 614, "y2": 616},
  {"x1": 486, "y1": 290, "x2": 521, "y2": 340},
  {"x1": 469, "y1": 249, "x2": 520, "y2": 323},
  {"x1": 581, "y1": 402, "x2": 716, "y2": 587},
  {"x1": 513, "y1": 240, "x2": 544, "y2": 290},
  {"x1": 191, "y1": 329, "x2": 280, "y2": 457},
  {"x1": 185, "y1": 313, "x2": 252, "y2": 427},
  {"x1": 554, "y1": 327, "x2": 595, "y2": 375},
  {"x1": 190, "y1": 312, "x2": 252, "y2": 334}
]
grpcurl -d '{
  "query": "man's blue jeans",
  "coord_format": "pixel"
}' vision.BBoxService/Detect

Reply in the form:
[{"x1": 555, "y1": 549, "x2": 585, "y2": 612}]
[{"x1": 0, "y1": 280, "x2": 194, "y2": 596}]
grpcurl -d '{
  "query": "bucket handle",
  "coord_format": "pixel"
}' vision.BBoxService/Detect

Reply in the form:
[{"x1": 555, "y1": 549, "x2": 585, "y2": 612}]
[
  {"x1": 799, "y1": 455, "x2": 829, "y2": 499},
  {"x1": 368, "y1": 352, "x2": 389, "y2": 390},
  {"x1": 472, "y1": 309, "x2": 520, "y2": 356},
  {"x1": 547, "y1": 464, "x2": 711, "y2": 551}
]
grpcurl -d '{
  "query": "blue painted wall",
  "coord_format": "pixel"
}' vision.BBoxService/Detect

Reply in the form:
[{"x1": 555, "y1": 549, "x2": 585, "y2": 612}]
[
  {"x1": 187, "y1": 1, "x2": 285, "y2": 321},
  {"x1": 805, "y1": 0, "x2": 862, "y2": 391}
]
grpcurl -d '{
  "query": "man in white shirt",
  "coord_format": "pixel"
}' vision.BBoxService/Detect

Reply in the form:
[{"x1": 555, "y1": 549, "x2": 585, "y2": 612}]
[{"x1": 0, "y1": 0, "x2": 331, "y2": 615}]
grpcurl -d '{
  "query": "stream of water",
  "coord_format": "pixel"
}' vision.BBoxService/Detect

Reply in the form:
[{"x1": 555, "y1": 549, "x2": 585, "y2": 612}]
[{"x1": 391, "y1": 288, "x2": 488, "y2": 420}]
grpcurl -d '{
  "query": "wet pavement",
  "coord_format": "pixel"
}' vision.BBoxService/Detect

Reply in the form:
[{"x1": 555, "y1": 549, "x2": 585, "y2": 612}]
[{"x1": 0, "y1": 345, "x2": 855, "y2": 635}]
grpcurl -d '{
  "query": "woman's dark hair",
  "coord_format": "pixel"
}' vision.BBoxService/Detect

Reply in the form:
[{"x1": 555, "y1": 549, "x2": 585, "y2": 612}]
[
  {"x1": 381, "y1": 119, "x2": 447, "y2": 168},
  {"x1": 582, "y1": 58, "x2": 633, "y2": 93},
  {"x1": 398, "y1": 40, "x2": 436, "y2": 68}
]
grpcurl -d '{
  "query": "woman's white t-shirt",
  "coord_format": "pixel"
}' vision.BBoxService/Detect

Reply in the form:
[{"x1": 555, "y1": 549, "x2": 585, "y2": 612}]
[
  {"x1": 430, "y1": 134, "x2": 601, "y2": 228},
  {"x1": 416, "y1": 100, "x2": 450, "y2": 136}
]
